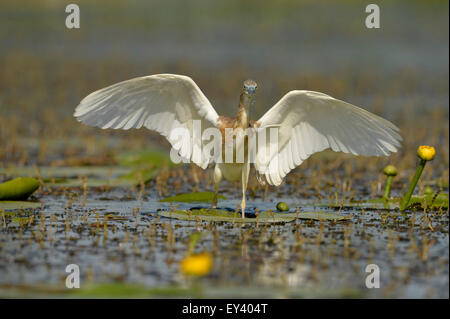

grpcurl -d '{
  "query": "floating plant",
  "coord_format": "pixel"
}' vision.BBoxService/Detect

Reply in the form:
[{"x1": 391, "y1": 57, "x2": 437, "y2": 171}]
[
  {"x1": 0, "y1": 177, "x2": 40, "y2": 200},
  {"x1": 0, "y1": 165, "x2": 159, "y2": 188},
  {"x1": 0, "y1": 201, "x2": 41, "y2": 210},
  {"x1": 115, "y1": 149, "x2": 175, "y2": 167},
  {"x1": 160, "y1": 192, "x2": 226, "y2": 203},
  {"x1": 159, "y1": 209, "x2": 349, "y2": 223}
]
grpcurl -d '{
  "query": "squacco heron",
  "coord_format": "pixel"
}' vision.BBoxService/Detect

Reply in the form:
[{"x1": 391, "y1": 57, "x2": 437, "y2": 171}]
[{"x1": 74, "y1": 74, "x2": 402, "y2": 218}]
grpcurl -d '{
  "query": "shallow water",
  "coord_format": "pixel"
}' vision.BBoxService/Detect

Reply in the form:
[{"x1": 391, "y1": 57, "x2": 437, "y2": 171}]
[{"x1": 0, "y1": 175, "x2": 448, "y2": 298}]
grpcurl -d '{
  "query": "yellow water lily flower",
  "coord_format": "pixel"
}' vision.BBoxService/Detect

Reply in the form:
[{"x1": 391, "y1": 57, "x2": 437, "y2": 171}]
[
  {"x1": 180, "y1": 253, "x2": 213, "y2": 276},
  {"x1": 417, "y1": 145, "x2": 436, "y2": 161},
  {"x1": 401, "y1": 145, "x2": 436, "y2": 210}
]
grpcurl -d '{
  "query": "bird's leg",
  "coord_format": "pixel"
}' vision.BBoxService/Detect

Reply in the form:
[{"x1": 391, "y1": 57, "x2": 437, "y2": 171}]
[
  {"x1": 212, "y1": 185, "x2": 218, "y2": 209},
  {"x1": 212, "y1": 165, "x2": 222, "y2": 209},
  {"x1": 241, "y1": 162, "x2": 250, "y2": 218}
]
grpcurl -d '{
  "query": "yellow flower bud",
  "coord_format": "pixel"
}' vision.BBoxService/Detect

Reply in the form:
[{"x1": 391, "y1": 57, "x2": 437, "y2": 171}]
[
  {"x1": 180, "y1": 252, "x2": 213, "y2": 276},
  {"x1": 417, "y1": 145, "x2": 436, "y2": 161},
  {"x1": 383, "y1": 165, "x2": 398, "y2": 176}
]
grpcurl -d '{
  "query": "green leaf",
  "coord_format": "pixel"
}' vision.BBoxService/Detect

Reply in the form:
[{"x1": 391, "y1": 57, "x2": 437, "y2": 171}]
[
  {"x1": 115, "y1": 149, "x2": 174, "y2": 167},
  {"x1": 159, "y1": 209, "x2": 295, "y2": 223},
  {"x1": 0, "y1": 177, "x2": 40, "y2": 200},
  {"x1": 296, "y1": 212, "x2": 350, "y2": 221},
  {"x1": 0, "y1": 166, "x2": 130, "y2": 179},
  {"x1": 314, "y1": 198, "x2": 397, "y2": 210},
  {"x1": 160, "y1": 192, "x2": 226, "y2": 203},
  {"x1": 0, "y1": 166, "x2": 159, "y2": 188},
  {"x1": 408, "y1": 193, "x2": 448, "y2": 209},
  {"x1": 117, "y1": 167, "x2": 159, "y2": 184},
  {"x1": 0, "y1": 201, "x2": 41, "y2": 210},
  {"x1": 160, "y1": 209, "x2": 350, "y2": 223}
]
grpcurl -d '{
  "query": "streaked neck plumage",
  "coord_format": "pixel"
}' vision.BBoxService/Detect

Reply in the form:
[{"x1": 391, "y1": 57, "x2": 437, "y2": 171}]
[{"x1": 237, "y1": 92, "x2": 253, "y2": 128}]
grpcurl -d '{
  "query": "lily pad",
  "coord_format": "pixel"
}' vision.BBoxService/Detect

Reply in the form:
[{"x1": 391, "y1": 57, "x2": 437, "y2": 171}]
[
  {"x1": 118, "y1": 167, "x2": 159, "y2": 184},
  {"x1": 407, "y1": 193, "x2": 449, "y2": 209},
  {"x1": 115, "y1": 149, "x2": 174, "y2": 167},
  {"x1": 1, "y1": 166, "x2": 129, "y2": 180},
  {"x1": 0, "y1": 177, "x2": 40, "y2": 200},
  {"x1": 334, "y1": 193, "x2": 448, "y2": 210},
  {"x1": 0, "y1": 166, "x2": 159, "y2": 188},
  {"x1": 160, "y1": 192, "x2": 226, "y2": 203},
  {"x1": 0, "y1": 201, "x2": 41, "y2": 210},
  {"x1": 159, "y1": 209, "x2": 348, "y2": 223},
  {"x1": 159, "y1": 209, "x2": 291, "y2": 223},
  {"x1": 297, "y1": 212, "x2": 350, "y2": 221},
  {"x1": 314, "y1": 199, "x2": 396, "y2": 210}
]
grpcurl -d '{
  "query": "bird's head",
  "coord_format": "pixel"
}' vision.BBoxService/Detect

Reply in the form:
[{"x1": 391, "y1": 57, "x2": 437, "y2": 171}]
[{"x1": 243, "y1": 79, "x2": 258, "y2": 95}]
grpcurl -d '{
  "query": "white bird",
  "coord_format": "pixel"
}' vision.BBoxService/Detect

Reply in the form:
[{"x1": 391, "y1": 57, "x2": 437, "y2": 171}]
[{"x1": 74, "y1": 74, "x2": 402, "y2": 218}]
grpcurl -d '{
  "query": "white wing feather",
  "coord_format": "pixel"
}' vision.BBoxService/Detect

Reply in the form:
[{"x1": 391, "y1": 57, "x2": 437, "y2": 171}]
[
  {"x1": 74, "y1": 74, "x2": 219, "y2": 169},
  {"x1": 254, "y1": 90, "x2": 402, "y2": 186}
]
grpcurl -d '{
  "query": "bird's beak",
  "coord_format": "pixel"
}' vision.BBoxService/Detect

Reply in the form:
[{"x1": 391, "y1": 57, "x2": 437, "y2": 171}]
[{"x1": 246, "y1": 87, "x2": 256, "y2": 94}]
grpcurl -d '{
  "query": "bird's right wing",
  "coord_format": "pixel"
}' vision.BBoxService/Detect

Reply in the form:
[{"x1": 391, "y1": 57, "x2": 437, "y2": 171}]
[{"x1": 74, "y1": 74, "x2": 220, "y2": 168}]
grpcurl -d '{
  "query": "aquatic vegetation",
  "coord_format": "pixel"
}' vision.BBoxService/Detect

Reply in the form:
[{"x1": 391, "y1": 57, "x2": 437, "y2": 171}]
[
  {"x1": 400, "y1": 146, "x2": 436, "y2": 211},
  {"x1": 0, "y1": 166, "x2": 158, "y2": 188},
  {"x1": 296, "y1": 211, "x2": 350, "y2": 221},
  {"x1": 0, "y1": 201, "x2": 41, "y2": 210},
  {"x1": 382, "y1": 165, "x2": 398, "y2": 200},
  {"x1": 115, "y1": 149, "x2": 174, "y2": 167},
  {"x1": 408, "y1": 193, "x2": 448, "y2": 209},
  {"x1": 276, "y1": 202, "x2": 289, "y2": 212},
  {"x1": 159, "y1": 208, "x2": 349, "y2": 222},
  {"x1": 160, "y1": 208, "x2": 291, "y2": 223},
  {"x1": 180, "y1": 253, "x2": 213, "y2": 277},
  {"x1": 0, "y1": 283, "x2": 363, "y2": 298},
  {"x1": 160, "y1": 192, "x2": 226, "y2": 203},
  {"x1": 0, "y1": 177, "x2": 40, "y2": 200},
  {"x1": 417, "y1": 145, "x2": 436, "y2": 161},
  {"x1": 118, "y1": 167, "x2": 159, "y2": 185},
  {"x1": 423, "y1": 186, "x2": 434, "y2": 196}
]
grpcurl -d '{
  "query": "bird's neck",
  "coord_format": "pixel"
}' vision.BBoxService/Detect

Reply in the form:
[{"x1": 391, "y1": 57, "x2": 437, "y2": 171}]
[{"x1": 237, "y1": 92, "x2": 252, "y2": 128}]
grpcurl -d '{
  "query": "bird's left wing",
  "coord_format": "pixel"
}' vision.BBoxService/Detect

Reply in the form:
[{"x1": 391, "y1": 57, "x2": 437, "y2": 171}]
[
  {"x1": 74, "y1": 74, "x2": 220, "y2": 169},
  {"x1": 253, "y1": 90, "x2": 402, "y2": 186}
]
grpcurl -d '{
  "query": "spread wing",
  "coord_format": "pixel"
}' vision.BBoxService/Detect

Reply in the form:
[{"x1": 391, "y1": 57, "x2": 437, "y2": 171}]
[
  {"x1": 74, "y1": 74, "x2": 220, "y2": 168},
  {"x1": 254, "y1": 90, "x2": 402, "y2": 186}
]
